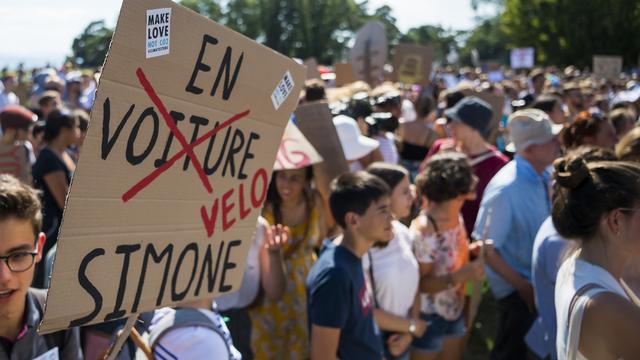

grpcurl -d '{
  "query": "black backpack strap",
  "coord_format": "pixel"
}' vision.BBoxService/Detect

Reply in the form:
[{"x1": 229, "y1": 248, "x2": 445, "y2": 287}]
[{"x1": 367, "y1": 251, "x2": 380, "y2": 309}]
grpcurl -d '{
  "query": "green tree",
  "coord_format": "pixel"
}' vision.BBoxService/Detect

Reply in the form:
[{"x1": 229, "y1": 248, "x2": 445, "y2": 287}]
[
  {"x1": 501, "y1": 0, "x2": 640, "y2": 67},
  {"x1": 459, "y1": 16, "x2": 510, "y2": 66},
  {"x1": 68, "y1": 20, "x2": 114, "y2": 68},
  {"x1": 180, "y1": 0, "x2": 223, "y2": 20},
  {"x1": 182, "y1": 0, "x2": 398, "y2": 64},
  {"x1": 399, "y1": 25, "x2": 460, "y2": 64}
]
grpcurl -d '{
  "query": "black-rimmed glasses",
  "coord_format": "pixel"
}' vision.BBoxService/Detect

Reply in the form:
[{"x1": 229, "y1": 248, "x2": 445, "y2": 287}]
[{"x1": 0, "y1": 250, "x2": 38, "y2": 272}]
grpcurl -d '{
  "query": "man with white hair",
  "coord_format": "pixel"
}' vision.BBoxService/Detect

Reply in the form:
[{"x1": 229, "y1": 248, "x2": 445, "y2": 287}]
[{"x1": 474, "y1": 108, "x2": 562, "y2": 360}]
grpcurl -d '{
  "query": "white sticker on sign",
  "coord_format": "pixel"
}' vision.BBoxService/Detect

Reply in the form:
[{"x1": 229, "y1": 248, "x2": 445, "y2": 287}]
[
  {"x1": 34, "y1": 347, "x2": 59, "y2": 360},
  {"x1": 271, "y1": 71, "x2": 295, "y2": 110},
  {"x1": 146, "y1": 8, "x2": 171, "y2": 58}
]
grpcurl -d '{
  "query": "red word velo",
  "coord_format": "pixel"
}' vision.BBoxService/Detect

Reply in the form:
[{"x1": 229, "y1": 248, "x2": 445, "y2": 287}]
[{"x1": 200, "y1": 167, "x2": 268, "y2": 237}]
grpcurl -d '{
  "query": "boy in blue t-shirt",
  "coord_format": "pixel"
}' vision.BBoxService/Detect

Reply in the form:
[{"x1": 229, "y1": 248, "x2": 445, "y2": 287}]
[{"x1": 306, "y1": 171, "x2": 394, "y2": 360}]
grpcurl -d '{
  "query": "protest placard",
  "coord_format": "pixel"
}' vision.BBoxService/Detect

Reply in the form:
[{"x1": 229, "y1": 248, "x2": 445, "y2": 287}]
[
  {"x1": 293, "y1": 101, "x2": 348, "y2": 224},
  {"x1": 273, "y1": 120, "x2": 323, "y2": 171},
  {"x1": 392, "y1": 43, "x2": 433, "y2": 86},
  {"x1": 593, "y1": 55, "x2": 623, "y2": 79},
  {"x1": 350, "y1": 21, "x2": 388, "y2": 86},
  {"x1": 304, "y1": 58, "x2": 321, "y2": 80},
  {"x1": 334, "y1": 62, "x2": 358, "y2": 86},
  {"x1": 40, "y1": 0, "x2": 304, "y2": 333},
  {"x1": 510, "y1": 47, "x2": 535, "y2": 69}
]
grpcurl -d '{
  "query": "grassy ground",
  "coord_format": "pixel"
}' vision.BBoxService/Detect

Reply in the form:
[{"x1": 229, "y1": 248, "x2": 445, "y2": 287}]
[{"x1": 464, "y1": 292, "x2": 499, "y2": 360}]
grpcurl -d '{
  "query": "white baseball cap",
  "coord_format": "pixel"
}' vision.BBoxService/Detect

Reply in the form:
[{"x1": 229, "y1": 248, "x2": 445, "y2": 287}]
[
  {"x1": 506, "y1": 108, "x2": 563, "y2": 152},
  {"x1": 333, "y1": 115, "x2": 379, "y2": 161}
]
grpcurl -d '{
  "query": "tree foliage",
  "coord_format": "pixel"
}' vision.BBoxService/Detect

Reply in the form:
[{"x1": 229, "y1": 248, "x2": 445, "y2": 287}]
[
  {"x1": 68, "y1": 20, "x2": 114, "y2": 68},
  {"x1": 399, "y1": 26, "x2": 460, "y2": 64},
  {"x1": 459, "y1": 16, "x2": 510, "y2": 66},
  {"x1": 501, "y1": 0, "x2": 640, "y2": 67}
]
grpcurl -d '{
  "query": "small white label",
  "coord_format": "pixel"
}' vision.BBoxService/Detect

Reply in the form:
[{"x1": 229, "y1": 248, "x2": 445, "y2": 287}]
[
  {"x1": 146, "y1": 8, "x2": 171, "y2": 59},
  {"x1": 271, "y1": 71, "x2": 295, "y2": 110},
  {"x1": 34, "y1": 347, "x2": 59, "y2": 360}
]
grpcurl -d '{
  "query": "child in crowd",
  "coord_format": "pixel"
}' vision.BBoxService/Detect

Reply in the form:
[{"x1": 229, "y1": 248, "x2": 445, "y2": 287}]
[
  {"x1": 411, "y1": 153, "x2": 486, "y2": 360},
  {"x1": 307, "y1": 171, "x2": 394, "y2": 360},
  {"x1": 365, "y1": 163, "x2": 427, "y2": 359}
]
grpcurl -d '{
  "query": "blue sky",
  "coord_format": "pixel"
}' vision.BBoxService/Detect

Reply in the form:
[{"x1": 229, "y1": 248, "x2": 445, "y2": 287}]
[{"x1": 0, "y1": 0, "x2": 497, "y2": 68}]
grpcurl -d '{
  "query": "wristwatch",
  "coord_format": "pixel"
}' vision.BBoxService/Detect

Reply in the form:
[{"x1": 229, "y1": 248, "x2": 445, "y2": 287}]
[{"x1": 408, "y1": 319, "x2": 417, "y2": 336}]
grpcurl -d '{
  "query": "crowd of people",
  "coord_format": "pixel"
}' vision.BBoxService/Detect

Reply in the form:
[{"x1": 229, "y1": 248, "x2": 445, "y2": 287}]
[{"x1": 1, "y1": 60, "x2": 640, "y2": 360}]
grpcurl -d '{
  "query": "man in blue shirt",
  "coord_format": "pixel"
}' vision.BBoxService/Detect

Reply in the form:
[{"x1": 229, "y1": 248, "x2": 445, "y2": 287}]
[
  {"x1": 307, "y1": 172, "x2": 394, "y2": 360},
  {"x1": 474, "y1": 108, "x2": 562, "y2": 360}
]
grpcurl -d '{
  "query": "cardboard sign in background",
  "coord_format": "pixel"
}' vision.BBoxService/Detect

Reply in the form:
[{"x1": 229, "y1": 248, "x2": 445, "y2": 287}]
[
  {"x1": 392, "y1": 44, "x2": 433, "y2": 86},
  {"x1": 293, "y1": 102, "x2": 348, "y2": 226},
  {"x1": 593, "y1": 55, "x2": 623, "y2": 79},
  {"x1": 273, "y1": 121, "x2": 323, "y2": 171},
  {"x1": 350, "y1": 21, "x2": 388, "y2": 86},
  {"x1": 510, "y1": 47, "x2": 535, "y2": 69},
  {"x1": 304, "y1": 58, "x2": 321, "y2": 80},
  {"x1": 333, "y1": 62, "x2": 358, "y2": 87},
  {"x1": 40, "y1": 0, "x2": 304, "y2": 333}
]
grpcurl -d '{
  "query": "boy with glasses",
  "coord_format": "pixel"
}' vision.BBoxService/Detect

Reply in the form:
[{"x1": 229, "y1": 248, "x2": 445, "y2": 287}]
[{"x1": 0, "y1": 174, "x2": 81, "y2": 359}]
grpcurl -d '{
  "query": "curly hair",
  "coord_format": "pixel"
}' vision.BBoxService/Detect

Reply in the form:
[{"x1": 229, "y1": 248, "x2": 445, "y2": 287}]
[{"x1": 416, "y1": 152, "x2": 474, "y2": 203}]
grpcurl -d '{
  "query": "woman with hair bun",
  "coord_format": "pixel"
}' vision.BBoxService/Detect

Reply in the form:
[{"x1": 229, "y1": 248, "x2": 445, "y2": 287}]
[{"x1": 553, "y1": 156, "x2": 640, "y2": 359}]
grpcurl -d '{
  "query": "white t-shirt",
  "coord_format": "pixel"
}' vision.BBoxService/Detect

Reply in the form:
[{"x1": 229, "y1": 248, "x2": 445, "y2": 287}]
[
  {"x1": 217, "y1": 216, "x2": 268, "y2": 311},
  {"x1": 362, "y1": 220, "x2": 419, "y2": 317},
  {"x1": 555, "y1": 252, "x2": 628, "y2": 360},
  {"x1": 149, "y1": 306, "x2": 242, "y2": 360},
  {"x1": 376, "y1": 132, "x2": 399, "y2": 164},
  {"x1": 0, "y1": 91, "x2": 19, "y2": 111}
]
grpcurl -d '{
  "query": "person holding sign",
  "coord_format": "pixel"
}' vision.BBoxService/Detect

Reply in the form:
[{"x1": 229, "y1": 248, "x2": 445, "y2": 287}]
[
  {"x1": 0, "y1": 174, "x2": 82, "y2": 360},
  {"x1": 250, "y1": 154, "x2": 327, "y2": 359},
  {"x1": 307, "y1": 171, "x2": 393, "y2": 360},
  {"x1": 553, "y1": 158, "x2": 640, "y2": 360}
]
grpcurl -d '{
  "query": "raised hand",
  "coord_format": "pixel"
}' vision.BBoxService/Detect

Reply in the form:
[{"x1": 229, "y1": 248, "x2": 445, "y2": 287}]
[{"x1": 265, "y1": 224, "x2": 290, "y2": 252}]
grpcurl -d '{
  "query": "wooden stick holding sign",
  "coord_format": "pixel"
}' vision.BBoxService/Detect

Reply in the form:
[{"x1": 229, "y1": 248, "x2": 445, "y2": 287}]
[
  {"x1": 620, "y1": 279, "x2": 640, "y2": 306},
  {"x1": 103, "y1": 316, "x2": 138, "y2": 360},
  {"x1": 468, "y1": 208, "x2": 492, "y2": 327}
]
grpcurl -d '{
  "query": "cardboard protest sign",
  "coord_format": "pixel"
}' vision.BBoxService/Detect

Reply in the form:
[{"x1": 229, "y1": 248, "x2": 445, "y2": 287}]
[
  {"x1": 510, "y1": 47, "x2": 534, "y2": 69},
  {"x1": 274, "y1": 121, "x2": 323, "y2": 170},
  {"x1": 460, "y1": 88, "x2": 505, "y2": 143},
  {"x1": 392, "y1": 44, "x2": 433, "y2": 86},
  {"x1": 350, "y1": 21, "x2": 388, "y2": 86},
  {"x1": 593, "y1": 55, "x2": 623, "y2": 79},
  {"x1": 40, "y1": 0, "x2": 304, "y2": 333},
  {"x1": 304, "y1": 58, "x2": 321, "y2": 80},
  {"x1": 334, "y1": 61, "x2": 358, "y2": 87},
  {"x1": 293, "y1": 101, "x2": 348, "y2": 203}
]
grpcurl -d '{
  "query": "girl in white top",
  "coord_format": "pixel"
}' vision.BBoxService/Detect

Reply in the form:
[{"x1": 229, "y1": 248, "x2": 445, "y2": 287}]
[
  {"x1": 552, "y1": 156, "x2": 640, "y2": 360},
  {"x1": 365, "y1": 163, "x2": 426, "y2": 359}
]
